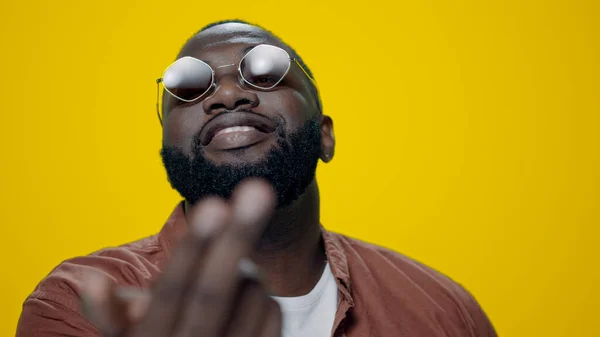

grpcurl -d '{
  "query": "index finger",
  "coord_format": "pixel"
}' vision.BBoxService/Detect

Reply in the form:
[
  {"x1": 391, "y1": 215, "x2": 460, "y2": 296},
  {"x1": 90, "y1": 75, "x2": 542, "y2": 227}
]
[
  {"x1": 135, "y1": 197, "x2": 231, "y2": 337},
  {"x1": 175, "y1": 179, "x2": 276, "y2": 337}
]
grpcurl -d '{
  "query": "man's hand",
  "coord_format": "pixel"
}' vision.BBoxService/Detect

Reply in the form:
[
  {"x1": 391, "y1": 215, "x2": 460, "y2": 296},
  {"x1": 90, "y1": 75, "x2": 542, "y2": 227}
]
[{"x1": 81, "y1": 179, "x2": 282, "y2": 337}]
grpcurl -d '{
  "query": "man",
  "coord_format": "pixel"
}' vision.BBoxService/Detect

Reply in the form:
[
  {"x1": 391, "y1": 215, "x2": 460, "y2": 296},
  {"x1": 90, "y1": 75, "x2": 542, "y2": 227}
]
[{"x1": 17, "y1": 20, "x2": 497, "y2": 337}]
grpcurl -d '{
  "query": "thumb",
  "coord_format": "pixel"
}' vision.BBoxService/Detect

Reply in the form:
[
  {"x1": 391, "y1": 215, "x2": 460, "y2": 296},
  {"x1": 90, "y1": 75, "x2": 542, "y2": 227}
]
[
  {"x1": 80, "y1": 271, "x2": 127, "y2": 337},
  {"x1": 114, "y1": 286, "x2": 152, "y2": 323}
]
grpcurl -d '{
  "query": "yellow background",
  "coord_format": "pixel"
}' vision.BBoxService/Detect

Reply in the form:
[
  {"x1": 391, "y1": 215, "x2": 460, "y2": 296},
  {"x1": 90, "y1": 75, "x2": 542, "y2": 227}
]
[{"x1": 1, "y1": 0, "x2": 598, "y2": 336}]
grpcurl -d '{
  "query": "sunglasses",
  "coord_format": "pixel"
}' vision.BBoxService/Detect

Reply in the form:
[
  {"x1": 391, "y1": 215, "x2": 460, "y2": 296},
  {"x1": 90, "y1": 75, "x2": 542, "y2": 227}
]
[{"x1": 156, "y1": 44, "x2": 315, "y2": 124}]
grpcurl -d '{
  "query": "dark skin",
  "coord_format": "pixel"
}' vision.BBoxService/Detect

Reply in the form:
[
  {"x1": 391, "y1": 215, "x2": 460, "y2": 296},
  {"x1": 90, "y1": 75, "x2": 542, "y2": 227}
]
[{"x1": 82, "y1": 23, "x2": 336, "y2": 337}]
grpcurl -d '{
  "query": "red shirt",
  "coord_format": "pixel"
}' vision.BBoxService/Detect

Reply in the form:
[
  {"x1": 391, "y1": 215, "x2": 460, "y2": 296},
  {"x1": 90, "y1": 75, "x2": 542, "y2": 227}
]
[{"x1": 17, "y1": 202, "x2": 497, "y2": 336}]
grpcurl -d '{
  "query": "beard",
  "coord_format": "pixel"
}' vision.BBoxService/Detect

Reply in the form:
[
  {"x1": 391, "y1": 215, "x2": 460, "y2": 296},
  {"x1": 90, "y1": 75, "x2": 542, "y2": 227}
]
[{"x1": 160, "y1": 115, "x2": 321, "y2": 208}]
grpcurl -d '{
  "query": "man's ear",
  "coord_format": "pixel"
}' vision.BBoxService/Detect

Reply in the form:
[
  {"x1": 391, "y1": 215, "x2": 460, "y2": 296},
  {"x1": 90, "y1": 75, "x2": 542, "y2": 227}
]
[{"x1": 319, "y1": 115, "x2": 335, "y2": 163}]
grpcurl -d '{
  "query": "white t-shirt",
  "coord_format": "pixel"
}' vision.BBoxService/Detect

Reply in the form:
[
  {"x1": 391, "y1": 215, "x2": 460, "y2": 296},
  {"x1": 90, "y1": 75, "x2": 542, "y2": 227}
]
[{"x1": 271, "y1": 263, "x2": 338, "y2": 337}]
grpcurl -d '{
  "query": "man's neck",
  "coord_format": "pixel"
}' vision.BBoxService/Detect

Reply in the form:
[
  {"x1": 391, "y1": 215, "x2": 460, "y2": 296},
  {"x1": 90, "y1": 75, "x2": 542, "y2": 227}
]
[
  {"x1": 252, "y1": 180, "x2": 326, "y2": 297},
  {"x1": 183, "y1": 180, "x2": 326, "y2": 297}
]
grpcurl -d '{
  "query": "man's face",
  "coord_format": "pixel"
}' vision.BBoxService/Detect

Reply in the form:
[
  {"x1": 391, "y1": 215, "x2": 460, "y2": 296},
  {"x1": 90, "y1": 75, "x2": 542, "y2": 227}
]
[{"x1": 160, "y1": 23, "x2": 334, "y2": 207}]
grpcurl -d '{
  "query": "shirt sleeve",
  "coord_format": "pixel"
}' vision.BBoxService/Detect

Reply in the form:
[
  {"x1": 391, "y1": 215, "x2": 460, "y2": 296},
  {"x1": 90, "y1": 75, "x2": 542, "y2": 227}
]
[
  {"x1": 15, "y1": 242, "x2": 161, "y2": 337},
  {"x1": 457, "y1": 286, "x2": 498, "y2": 337},
  {"x1": 16, "y1": 296, "x2": 101, "y2": 337}
]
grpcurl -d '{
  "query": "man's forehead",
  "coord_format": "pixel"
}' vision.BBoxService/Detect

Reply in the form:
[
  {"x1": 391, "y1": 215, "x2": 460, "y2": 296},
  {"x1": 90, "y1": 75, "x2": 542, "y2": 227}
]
[{"x1": 178, "y1": 23, "x2": 285, "y2": 60}]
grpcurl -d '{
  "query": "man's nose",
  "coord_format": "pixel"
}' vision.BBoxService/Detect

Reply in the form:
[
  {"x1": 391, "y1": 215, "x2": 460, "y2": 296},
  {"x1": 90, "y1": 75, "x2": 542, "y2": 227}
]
[{"x1": 202, "y1": 74, "x2": 259, "y2": 114}]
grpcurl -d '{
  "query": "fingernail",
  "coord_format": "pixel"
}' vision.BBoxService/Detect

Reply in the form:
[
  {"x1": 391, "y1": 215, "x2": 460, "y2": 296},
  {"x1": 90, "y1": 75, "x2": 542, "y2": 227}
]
[
  {"x1": 238, "y1": 258, "x2": 260, "y2": 280},
  {"x1": 191, "y1": 199, "x2": 227, "y2": 237},
  {"x1": 115, "y1": 286, "x2": 152, "y2": 320},
  {"x1": 238, "y1": 258, "x2": 271, "y2": 292},
  {"x1": 235, "y1": 182, "x2": 275, "y2": 224},
  {"x1": 192, "y1": 216, "x2": 220, "y2": 237}
]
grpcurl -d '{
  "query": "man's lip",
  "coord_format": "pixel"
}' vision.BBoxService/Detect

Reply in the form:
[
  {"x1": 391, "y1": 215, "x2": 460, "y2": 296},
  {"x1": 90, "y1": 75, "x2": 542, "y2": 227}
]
[
  {"x1": 201, "y1": 112, "x2": 276, "y2": 146},
  {"x1": 208, "y1": 128, "x2": 273, "y2": 151}
]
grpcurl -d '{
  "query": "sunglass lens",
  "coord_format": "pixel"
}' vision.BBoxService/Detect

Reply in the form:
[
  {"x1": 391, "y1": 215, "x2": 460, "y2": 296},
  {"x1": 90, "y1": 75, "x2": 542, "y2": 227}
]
[
  {"x1": 163, "y1": 57, "x2": 213, "y2": 101},
  {"x1": 240, "y1": 45, "x2": 291, "y2": 89}
]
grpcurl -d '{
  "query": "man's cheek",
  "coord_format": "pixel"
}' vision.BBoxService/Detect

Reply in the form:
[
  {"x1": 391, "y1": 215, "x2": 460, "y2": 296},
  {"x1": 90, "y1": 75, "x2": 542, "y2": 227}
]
[
  {"x1": 163, "y1": 112, "x2": 204, "y2": 153},
  {"x1": 257, "y1": 91, "x2": 307, "y2": 124},
  {"x1": 163, "y1": 124, "x2": 197, "y2": 155},
  {"x1": 277, "y1": 91, "x2": 312, "y2": 120}
]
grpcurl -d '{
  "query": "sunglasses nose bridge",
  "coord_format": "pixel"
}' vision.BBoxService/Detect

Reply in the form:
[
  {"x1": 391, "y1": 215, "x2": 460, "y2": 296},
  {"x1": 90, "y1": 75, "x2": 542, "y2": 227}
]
[
  {"x1": 214, "y1": 63, "x2": 238, "y2": 79},
  {"x1": 210, "y1": 63, "x2": 242, "y2": 85},
  {"x1": 209, "y1": 62, "x2": 253, "y2": 92},
  {"x1": 215, "y1": 63, "x2": 237, "y2": 70},
  {"x1": 211, "y1": 72, "x2": 249, "y2": 95}
]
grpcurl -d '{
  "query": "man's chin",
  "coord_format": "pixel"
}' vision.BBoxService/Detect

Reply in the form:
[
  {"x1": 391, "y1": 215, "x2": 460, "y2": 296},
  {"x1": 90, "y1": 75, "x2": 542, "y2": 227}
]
[{"x1": 161, "y1": 115, "x2": 321, "y2": 207}]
